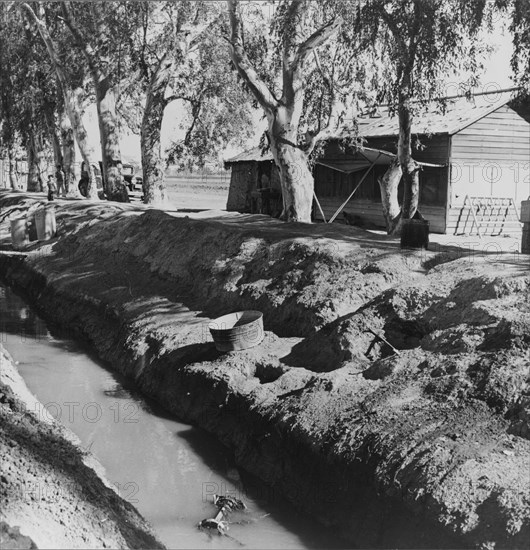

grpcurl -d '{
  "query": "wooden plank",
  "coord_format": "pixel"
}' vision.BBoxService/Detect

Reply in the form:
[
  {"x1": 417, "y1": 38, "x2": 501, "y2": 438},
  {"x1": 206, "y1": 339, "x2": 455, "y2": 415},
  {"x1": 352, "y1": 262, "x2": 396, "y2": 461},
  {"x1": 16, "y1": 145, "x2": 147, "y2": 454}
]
[
  {"x1": 452, "y1": 137, "x2": 530, "y2": 147},
  {"x1": 365, "y1": 135, "x2": 450, "y2": 164},
  {"x1": 456, "y1": 130, "x2": 530, "y2": 139},
  {"x1": 314, "y1": 199, "x2": 446, "y2": 233},
  {"x1": 452, "y1": 136, "x2": 529, "y2": 145},
  {"x1": 458, "y1": 121, "x2": 528, "y2": 129},
  {"x1": 451, "y1": 152, "x2": 530, "y2": 161}
]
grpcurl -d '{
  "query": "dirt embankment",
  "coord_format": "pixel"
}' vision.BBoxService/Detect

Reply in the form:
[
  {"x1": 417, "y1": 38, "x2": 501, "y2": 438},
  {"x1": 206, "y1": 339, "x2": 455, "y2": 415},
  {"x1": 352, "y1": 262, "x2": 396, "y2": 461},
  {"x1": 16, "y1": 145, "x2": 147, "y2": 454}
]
[
  {"x1": 0, "y1": 344, "x2": 164, "y2": 549},
  {"x1": 0, "y1": 192, "x2": 529, "y2": 548}
]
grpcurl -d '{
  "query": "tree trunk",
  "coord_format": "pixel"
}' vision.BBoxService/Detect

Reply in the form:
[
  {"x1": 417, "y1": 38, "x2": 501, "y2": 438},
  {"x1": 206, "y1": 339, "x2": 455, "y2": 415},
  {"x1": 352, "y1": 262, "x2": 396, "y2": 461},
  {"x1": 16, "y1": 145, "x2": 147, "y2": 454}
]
[
  {"x1": 378, "y1": 94, "x2": 420, "y2": 235},
  {"x1": 95, "y1": 82, "x2": 129, "y2": 203},
  {"x1": 268, "y1": 108, "x2": 314, "y2": 223},
  {"x1": 398, "y1": 97, "x2": 420, "y2": 220},
  {"x1": 21, "y1": 5, "x2": 99, "y2": 201},
  {"x1": 65, "y1": 88, "x2": 98, "y2": 200},
  {"x1": 35, "y1": 134, "x2": 47, "y2": 191},
  {"x1": 226, "y1": 0, "x2": 340, "y2": 224},
  {"x1": 26, "y1": 136, "x2": 41, "y2": 192},
  {"x1": 8, "y1": 150, "x2": 18, "y2": 190},
  {"x1": 57, "y1": 2, "x2": 126, "y2": 202},
  {"x1": 140, "y1": 58, "x2": 170, "y2": 206},
  {"x1": 60, "y1": 110, "x2": 76, "y2": 195},
  {"x1": 47, "y1": 113, "x2": 63, "y2": 169},
  {"x1": 271, "y1": 141, "x2": 313, "y2": 222},
  {"x1": 378, "y1": 159, "x2": 403, "y2": 234}
]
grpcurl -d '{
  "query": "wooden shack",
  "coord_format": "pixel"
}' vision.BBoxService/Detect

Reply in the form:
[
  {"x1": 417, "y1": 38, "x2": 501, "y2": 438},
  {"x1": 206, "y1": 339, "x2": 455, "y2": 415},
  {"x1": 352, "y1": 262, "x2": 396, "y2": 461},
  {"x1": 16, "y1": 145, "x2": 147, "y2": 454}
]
[{"x1": 225, "y1": 91, "x2": 530, "y2": 234}]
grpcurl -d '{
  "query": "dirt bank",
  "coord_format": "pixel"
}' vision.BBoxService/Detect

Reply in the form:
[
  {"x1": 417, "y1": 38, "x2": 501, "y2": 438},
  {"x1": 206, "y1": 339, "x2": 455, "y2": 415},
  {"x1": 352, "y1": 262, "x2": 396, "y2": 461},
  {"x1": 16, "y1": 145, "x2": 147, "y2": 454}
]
[
  {"x1": 0, "y1": 191, "x2": 529, "y2": 548},
  {"x1": 0, "y1": 344, "x2": 164, "y2": 549}
]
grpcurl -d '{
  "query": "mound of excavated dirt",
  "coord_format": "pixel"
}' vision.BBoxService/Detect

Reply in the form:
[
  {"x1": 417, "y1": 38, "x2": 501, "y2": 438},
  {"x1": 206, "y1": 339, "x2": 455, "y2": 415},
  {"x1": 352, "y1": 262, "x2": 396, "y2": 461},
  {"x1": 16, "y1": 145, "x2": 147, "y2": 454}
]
[
  {"x1": 0, "y1": 192, "x2": 529, "y2": 548},
  {"x1": 1, "y1": 194, "x2": 426, "y2": 333},
  {"x1": 0, "y1": 345, "x2": 164, "y2": 550}
]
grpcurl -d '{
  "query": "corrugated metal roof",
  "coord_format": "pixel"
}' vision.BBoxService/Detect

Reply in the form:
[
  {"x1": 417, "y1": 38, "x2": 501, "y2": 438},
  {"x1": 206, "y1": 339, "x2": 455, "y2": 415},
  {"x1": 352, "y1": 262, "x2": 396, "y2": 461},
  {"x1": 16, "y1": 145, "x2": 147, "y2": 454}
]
[
  {"x1": 225, "y1": 147, "x2": 273, "y2": 164},
  {"x1": 225, "y1": 91, "x2": 518, "y2": 164},
  {"x1": 356, "y1": 90, "x2": 514, "y2": 137},
  {"x1": 226, "y1": 145, "x2": 444, "y2": 168}
]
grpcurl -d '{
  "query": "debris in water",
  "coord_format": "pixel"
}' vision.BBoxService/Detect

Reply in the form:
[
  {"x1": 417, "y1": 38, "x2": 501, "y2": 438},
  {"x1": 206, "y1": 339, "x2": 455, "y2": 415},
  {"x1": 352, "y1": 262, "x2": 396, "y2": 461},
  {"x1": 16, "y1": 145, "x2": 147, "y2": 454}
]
[
  {"x1": 197, "y1": 516, "x2": 229, "y2": 535},
  {"x1": 213, "y1": 494, "x2": 247, "y2": 512},
  {"x1": 197, "y1": 494, "x2": 248, "y2": 545}
]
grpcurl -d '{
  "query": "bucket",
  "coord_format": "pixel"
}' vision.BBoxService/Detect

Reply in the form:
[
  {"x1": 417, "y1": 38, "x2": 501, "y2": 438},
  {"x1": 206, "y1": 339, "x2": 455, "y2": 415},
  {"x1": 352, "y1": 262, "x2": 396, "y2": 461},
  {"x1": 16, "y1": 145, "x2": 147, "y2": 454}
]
[
  {"x1": 10, "y1": 217, "x2": 28, "y2": 250},
  {"x1": 401, "y1": 219, "x2": 429, "y2": 250},
  {"x1": 209, "y1": 311, "x2": 264, "y2": 352},
  {"x1": 35, "y1": 205, "x2": 56, "y2": 241}
]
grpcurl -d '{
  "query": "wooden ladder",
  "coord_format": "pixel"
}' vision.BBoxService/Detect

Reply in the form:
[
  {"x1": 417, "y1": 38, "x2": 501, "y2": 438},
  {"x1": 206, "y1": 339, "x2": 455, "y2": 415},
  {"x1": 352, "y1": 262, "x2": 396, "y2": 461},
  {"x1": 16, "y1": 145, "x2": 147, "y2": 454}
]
[{"x1": 456, "y1": 195, "x2": 521, "y2": 238}]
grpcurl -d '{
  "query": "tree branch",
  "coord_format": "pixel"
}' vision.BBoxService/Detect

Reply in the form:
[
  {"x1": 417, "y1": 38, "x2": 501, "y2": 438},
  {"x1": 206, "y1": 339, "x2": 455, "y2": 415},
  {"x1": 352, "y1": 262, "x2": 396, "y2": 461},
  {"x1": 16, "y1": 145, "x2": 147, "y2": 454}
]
[
  {"x1": 226, "y1": 0, "x2": 277, "y2": 111},
  {"x1": 379, "y1": 6, "x2": 407, "y2": 58},
  {"x1": 61, "y1": 1, "x2": 100, "y2": 80},
  {"x1": 184, "y1": 95, "x2": 203, "y2": 144},
  {"x1": 292, "y1": 16, "x2": 343, "y2": 71},
  {"x1": 20, "y1": 3, "x2": 70, "y2": 94}
]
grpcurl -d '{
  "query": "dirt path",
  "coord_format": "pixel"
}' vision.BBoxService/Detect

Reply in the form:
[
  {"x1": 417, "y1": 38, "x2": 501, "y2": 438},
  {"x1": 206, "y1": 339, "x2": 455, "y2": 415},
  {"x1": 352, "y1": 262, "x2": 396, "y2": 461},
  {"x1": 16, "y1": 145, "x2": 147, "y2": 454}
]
[{"x1": 0, "y1": 191, "x2": 529, "y2": 548}]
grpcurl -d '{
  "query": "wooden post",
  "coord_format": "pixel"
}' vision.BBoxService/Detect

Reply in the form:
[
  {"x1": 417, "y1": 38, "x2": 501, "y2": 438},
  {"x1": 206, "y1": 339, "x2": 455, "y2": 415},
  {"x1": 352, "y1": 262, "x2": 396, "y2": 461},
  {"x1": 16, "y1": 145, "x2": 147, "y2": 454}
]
[
  {"x1": 466, "y1": 195, "x2": 482, "y2": 239},
  {"x1": 313, "y1": 191, "x2": 327, "y2": 223}
]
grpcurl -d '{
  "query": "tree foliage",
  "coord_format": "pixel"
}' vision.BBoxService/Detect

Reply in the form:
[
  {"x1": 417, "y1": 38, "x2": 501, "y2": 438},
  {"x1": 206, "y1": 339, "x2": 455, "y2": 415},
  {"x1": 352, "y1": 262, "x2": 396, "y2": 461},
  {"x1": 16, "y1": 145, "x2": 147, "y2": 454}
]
[
  {"x1": 0, "y1": 3, "x2": 61, "y2": 189},
  {"x1": 497, "y1": 0, "x2": 530, "y2": 93},
  {"x1": 361, "y1": 0, "x2": 492, "y2": 111},
  {"x1": 353, "y1": 0, "x2": 491, "y2": 233},
  {"x1": 165, "y1": 31, "x2": 255, "y2": 171}
]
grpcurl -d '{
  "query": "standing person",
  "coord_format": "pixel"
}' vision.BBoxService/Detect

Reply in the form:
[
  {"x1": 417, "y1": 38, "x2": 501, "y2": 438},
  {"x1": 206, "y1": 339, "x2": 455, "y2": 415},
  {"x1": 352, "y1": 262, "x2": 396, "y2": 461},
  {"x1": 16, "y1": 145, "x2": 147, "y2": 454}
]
[
  {"x1": 47, "y1": 174, "x2": 56, "y2": 201},
  {"x1": 55, "y1": 164, "x2": 66, "y2": 198}
]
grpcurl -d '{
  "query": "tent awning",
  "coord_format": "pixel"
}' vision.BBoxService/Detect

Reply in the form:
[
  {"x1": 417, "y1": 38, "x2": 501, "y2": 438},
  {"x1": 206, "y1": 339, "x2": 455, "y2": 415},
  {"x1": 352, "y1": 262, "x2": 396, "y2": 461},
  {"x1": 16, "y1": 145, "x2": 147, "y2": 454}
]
[{"x1": 316, "y1": 147, "x2": 445, "y2": 174}]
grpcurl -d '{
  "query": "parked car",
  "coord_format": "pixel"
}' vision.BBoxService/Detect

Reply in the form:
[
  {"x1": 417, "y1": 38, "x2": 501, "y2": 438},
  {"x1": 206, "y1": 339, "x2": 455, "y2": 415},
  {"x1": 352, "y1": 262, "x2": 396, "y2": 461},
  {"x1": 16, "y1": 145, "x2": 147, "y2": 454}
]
[{"x1": 122, "y1": 164, "x2": 143, "y2": 192}]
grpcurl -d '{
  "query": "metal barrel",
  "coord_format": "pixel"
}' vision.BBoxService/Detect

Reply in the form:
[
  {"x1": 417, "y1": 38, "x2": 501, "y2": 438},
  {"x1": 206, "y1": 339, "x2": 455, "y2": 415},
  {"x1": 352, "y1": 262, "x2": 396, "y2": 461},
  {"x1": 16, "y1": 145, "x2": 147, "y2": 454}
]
[
  {"x1": 10, "y1": 217, "x2": 28, "y2": 250},
  {"x1": 35, "y1": 205, "x2": 56, "y2": 241},
  {"x1": 400, "y1": 219, "x2": 430, "y2": 250}
]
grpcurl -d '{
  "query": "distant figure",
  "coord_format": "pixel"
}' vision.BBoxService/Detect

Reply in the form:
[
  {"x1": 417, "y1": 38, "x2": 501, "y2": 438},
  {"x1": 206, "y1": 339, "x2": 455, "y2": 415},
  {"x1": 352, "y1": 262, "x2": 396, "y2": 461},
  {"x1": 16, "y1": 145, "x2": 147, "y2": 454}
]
[
  {"x1": 47, "y1": 175, "x2": 56, "y2": 201},
  {"x1": 55, "y1": 165, "x2": 66, "y2": 198}
]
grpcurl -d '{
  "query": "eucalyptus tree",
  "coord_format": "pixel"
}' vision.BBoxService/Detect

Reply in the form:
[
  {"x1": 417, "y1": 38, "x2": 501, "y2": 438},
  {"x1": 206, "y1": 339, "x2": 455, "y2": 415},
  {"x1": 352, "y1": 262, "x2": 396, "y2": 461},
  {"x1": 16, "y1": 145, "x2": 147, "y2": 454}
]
[
  {"x1": 120, "y1": 1, "x2": 254, "y2": 204},
  {"x1": 22, "y1": 2, "x2": 99, "y2": 199},
  {"x1": 226, "y1": 0, "x2": 350, "y2": 223},
  {"x1": 18, "y1": 33, "x2": 57, "y2": 192},
  {"x1": 122, "y1": 1, "x2": 214, "y2": 205},
  {"x1": 361, "y1": 0, "x2": 491, "y2": 234},
  {"x1": 163, "y1": 20, "x2": 256, "y2": 173},
  {"x1": 60, "y1": 1, "x2": 133, "y2": 202},
  {"x1": 0, "y1": 4, "x2": 60, "y2": 192},
  {"x1": 0, "y1": 3, "x2": 20, "y2": 189}
]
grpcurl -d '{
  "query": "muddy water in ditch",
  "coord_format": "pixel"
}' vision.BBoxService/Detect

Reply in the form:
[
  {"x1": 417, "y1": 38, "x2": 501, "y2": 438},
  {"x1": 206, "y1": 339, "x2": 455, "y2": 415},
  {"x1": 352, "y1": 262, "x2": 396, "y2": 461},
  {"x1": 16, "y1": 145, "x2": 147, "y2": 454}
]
[{"x1": 1, "y1": 285, "x2": 344, "y2": 549}]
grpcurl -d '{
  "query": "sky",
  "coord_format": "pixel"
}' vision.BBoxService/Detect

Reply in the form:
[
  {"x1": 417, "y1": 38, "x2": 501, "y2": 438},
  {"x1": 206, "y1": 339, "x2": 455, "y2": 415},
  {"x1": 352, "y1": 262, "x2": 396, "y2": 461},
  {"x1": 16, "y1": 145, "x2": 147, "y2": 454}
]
[{"x1": 82, "y1": 16, "x2": 516, "y2": 167}]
